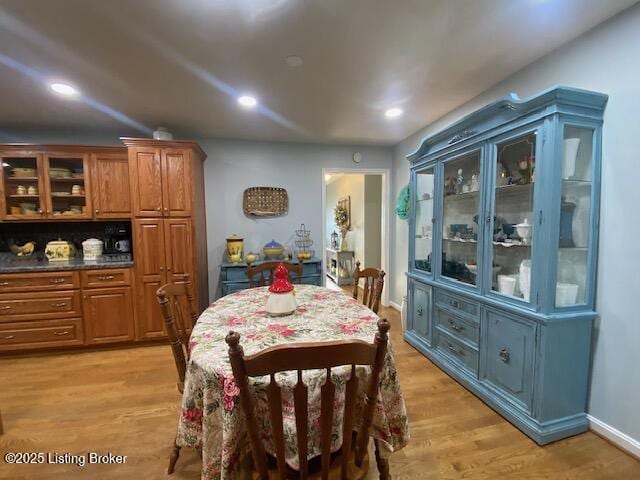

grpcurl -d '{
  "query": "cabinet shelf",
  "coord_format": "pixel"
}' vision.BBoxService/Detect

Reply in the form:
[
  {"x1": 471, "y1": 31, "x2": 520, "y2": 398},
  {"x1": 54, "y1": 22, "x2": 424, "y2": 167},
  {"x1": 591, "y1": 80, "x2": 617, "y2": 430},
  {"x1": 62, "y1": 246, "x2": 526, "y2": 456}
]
[
  {"x1": 49, "y1": 177, "x2": 84, "y2": 182},
  {"x1": 5, "y1": 177, "x2": 39, "y2": 182},
  {"x1": 8, "y1": 195, "x2": 40, "y2": 199}
]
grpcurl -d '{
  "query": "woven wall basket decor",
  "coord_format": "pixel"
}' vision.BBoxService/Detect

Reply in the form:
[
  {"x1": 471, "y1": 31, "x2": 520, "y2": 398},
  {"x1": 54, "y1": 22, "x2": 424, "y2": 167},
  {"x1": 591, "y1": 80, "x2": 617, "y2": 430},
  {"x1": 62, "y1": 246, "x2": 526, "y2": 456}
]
[{"x1": 242, "y1": 187, "x2": 289, "y2": 217}]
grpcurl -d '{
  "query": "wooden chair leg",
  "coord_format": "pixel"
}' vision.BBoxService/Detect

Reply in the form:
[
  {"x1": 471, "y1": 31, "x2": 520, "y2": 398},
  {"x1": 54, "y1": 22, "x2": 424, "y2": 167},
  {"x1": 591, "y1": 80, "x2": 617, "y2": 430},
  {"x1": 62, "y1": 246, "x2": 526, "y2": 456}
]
[
  {"x1": 168, "y1": 436, "x2": 181, "y2": 474},
  {"x1": 374, "y1": 439, "x2": 390, "y2": 480}
]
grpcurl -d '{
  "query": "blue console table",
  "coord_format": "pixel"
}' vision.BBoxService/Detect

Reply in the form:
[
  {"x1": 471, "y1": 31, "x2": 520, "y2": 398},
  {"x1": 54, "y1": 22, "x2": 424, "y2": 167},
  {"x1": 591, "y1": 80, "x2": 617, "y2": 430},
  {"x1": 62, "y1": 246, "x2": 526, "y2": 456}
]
[
  {"x1": 219, "y1": 257, "x2": 322, "y2": 297},
  {"x1": 405, "y1": 86, "x2": 606, "y2": 444}
]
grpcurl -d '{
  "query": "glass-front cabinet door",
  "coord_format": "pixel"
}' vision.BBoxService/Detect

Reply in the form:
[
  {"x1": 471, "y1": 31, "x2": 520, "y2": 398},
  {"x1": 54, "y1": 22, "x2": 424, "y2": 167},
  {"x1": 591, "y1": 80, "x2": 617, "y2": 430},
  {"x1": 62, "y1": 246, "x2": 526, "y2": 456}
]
[
  {"x1": 414, "y1": 166, "x2": 435, "y2": 273},
  {"x1": 1, "y1": 153, "x2": 46, "y2": 219},
  {"x1": 440, "y1": 150, "x2": 482, "y2": 287},
  {"x1": 555, "y1": 125, "x2": 595, "y2": 308},
  {"x1": 44, "y1": 154, "x2": 92, "y2": 219},
  {"x1": 488, "y1": 130, "x2": 538, "y2": 304}
]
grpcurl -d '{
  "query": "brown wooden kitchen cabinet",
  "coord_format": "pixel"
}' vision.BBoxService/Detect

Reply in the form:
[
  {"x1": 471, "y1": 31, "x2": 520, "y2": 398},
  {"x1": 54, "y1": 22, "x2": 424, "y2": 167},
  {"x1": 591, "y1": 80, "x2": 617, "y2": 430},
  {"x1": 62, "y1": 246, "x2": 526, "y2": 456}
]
[
  {"x1": 91, "y1": 151, "x2": 131, "y2": 218},
  {"x1": 83, "y1": 286, "x2": 135, "y2": 344},
  {"x1": 124, "y1": 138, "x2": 208, "y2": 343},
  {"x1": 133, "y1": 217, "x2": 195, "y2": 339},
  {"x1": 127, "y1": 145, "x2": 192, "y2": 218}
]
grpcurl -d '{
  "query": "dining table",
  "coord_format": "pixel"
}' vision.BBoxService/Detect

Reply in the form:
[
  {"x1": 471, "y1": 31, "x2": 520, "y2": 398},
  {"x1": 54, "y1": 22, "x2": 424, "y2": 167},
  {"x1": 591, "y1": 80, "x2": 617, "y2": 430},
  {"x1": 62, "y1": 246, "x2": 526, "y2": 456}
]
[{"x1": 176, "y1": 284, "x2": 409, "y2": 479}]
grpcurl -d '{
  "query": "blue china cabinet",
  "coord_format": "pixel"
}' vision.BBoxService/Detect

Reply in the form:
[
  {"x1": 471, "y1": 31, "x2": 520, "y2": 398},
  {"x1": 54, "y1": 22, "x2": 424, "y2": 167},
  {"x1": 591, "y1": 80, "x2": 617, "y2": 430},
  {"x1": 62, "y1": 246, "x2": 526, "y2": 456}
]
[{"x1": 405, "y1": 86, "x2": 606, "y2": 444}]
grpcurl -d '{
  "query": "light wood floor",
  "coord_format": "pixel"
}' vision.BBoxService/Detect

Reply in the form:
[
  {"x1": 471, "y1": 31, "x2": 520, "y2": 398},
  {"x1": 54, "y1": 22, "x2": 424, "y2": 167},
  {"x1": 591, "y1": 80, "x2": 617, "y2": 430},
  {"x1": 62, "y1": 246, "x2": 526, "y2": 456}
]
[{"x1": 1, "y1": 303, "x2": 639, "y2": 479}]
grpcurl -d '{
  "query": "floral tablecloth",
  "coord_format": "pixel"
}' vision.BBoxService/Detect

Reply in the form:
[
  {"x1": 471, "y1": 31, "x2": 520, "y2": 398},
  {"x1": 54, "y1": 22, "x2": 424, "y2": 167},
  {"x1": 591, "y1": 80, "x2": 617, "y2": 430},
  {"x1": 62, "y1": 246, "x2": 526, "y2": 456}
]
[{"x1": 177, "y1": 285, "x2": 409, "y2": 479}]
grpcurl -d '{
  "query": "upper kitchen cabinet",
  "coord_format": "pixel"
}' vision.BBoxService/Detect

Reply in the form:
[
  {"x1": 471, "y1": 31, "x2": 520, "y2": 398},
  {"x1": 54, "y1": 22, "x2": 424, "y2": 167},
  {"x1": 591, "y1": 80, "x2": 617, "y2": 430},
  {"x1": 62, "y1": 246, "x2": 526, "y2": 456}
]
[
  {"x1": 1, "y1": 150, "x2": 47, "y2": 220},
  {"x1": 0, "y1": 145, "x2": 130, "y2": 221},
  {"x1": 91, "y1": 150, "x2": 132, "y2": 219},
  {"x1": 43, "y1": 152, "x2": 92, "y2": 220},
  {"x1": 124, "y1": 139, "x2": 201, "y2": 218}
]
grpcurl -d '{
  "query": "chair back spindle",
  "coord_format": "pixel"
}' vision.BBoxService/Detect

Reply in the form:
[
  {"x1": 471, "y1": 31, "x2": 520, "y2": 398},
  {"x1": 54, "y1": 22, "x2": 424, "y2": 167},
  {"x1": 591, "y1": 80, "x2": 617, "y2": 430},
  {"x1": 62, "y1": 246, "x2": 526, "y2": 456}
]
[
  {"x1": 226, "y1": 319, "x2": 390, "y2": 479},
  {"x1": 352, "y1": 261, "x2": 385, "y2": 314}
]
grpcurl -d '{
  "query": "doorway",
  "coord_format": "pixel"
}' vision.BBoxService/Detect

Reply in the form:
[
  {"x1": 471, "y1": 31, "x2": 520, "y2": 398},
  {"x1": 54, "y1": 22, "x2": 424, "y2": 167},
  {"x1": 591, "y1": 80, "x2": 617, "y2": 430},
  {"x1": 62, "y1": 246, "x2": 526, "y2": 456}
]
[{"x1": 321, "y1": 168, "x2": 390, "y2": 307}]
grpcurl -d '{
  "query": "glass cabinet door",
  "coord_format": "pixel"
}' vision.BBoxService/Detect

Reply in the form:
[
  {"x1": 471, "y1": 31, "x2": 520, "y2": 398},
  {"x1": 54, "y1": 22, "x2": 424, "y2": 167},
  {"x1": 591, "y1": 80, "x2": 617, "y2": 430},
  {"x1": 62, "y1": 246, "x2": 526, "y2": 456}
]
[
  {"x1": 414, "y1": 166, "x2": 435, "y2": 273},
  {"x1": 555, "y1": 126, "x2": 594, "y2": 307},
  {"x1": 489, "y1": 131, "x2": 537, "y2": 303},
  {"x1": 440, "y1": 150, "x2": 482, "y2": 286},
  {"x1": 1, "y1": 153, "x2": 46, "y2": 219},
  {"x1": 45, "y1": 155, "x2": 91, "y2": 219}
]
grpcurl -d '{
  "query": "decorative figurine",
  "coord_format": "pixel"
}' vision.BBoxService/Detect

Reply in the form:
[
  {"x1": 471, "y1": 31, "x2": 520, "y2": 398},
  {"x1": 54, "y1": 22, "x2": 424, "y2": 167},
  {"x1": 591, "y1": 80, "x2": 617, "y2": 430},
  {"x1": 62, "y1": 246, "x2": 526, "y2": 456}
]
[
  {"x1": 456, "y1": 169, "x2": 464, "y2": 194},
  {"x1": 471, "y1": 173, "x2": 480, "y2": 192},
  {"x1": 517, "y1": 155, "x2": 535, "y2": 185},
  {"x1": 265, "y1": 263, "x2": 297, "y2": 317}
]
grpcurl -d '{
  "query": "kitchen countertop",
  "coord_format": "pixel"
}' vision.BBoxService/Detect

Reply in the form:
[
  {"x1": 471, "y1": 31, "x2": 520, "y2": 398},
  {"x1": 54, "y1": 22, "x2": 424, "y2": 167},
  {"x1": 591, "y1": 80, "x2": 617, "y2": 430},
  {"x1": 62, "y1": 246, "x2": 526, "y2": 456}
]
[{"x1": 0, "y1": 252, "x2": 134, "y2": 273}]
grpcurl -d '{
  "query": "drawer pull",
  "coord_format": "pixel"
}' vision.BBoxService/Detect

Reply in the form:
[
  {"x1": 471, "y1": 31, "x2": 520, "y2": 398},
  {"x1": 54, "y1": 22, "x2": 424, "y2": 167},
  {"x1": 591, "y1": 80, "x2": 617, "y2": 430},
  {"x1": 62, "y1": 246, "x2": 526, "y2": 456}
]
[
  {"x1": 2, "y1": 335, "x2": 15, "y2": 340},
  {"x1": 0, "y1": 281, "x2": 9, "y2": 286},
  {"x1": 50, "y1": 278, "x2": 67, "y2": 284},
  {"x1": 416, "y1": 306, "x2": 423, "y2": 316},
  {"x1": 0, "y1": 305, "x2": 12, "y2": 311},
  {"x1": 98, "y1": 275, "x2": 115, "y2": 281},
  {"x1": 51, "y1": 302, "x2": 67, "y2": 308},
  {"x1": 499, "y1": 348, "x2": 510, "y2": 363},
  {"x1": 53, "y1": 331, "x2": 70, "y2": 336},
  {"x1": 450, "y1": 300, "x2": 460, "y2": 308},
  {"x1": 448, "y1": 343, "x2": 465, "y2": 356},
  {"x1": 448, "y1": 318, "x2": 464, "y2": 332}
]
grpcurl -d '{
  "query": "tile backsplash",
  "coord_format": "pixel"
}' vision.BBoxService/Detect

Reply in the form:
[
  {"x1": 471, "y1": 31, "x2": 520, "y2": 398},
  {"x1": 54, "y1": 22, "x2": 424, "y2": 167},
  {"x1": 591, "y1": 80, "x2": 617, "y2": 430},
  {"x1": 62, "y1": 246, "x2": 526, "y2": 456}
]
[{"x1": 0, "y1": 221, "x2": 131, "y2": 253}]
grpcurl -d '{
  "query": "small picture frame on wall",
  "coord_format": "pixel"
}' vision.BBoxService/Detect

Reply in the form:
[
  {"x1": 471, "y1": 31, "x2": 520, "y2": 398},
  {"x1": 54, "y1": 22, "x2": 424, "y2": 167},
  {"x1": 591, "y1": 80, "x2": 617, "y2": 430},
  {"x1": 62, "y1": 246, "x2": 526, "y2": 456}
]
[{"x1": 338, "y1": 196, "x2": 351, "y2": 230}]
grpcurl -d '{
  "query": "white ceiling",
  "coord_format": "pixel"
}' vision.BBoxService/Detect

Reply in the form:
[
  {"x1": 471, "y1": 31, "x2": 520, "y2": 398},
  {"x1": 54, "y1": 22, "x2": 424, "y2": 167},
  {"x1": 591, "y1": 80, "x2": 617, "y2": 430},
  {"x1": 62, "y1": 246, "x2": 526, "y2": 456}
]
[{"x1": 0, "y1": 0, "x2": 637, "y2": 145}]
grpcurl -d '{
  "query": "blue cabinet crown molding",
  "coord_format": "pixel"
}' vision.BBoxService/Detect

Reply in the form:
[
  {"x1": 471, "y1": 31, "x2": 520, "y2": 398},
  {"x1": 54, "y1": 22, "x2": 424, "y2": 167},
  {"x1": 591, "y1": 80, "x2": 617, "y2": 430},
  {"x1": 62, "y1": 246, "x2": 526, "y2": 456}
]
[{"x1": 407, "y1": 86, "x2": 607, "y2": 163}]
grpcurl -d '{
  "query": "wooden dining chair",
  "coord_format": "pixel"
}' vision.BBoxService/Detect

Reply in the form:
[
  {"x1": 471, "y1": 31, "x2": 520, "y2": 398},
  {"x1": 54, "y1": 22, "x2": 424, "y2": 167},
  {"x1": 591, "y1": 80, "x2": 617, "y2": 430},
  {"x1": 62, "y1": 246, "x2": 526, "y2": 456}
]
[
  {"x1": 226, "y1": 318, "x2": 391, "y2": 480},
  {"x1": 352, "y1": 261, "x2": 386, "y2": 314},
  {"x1": 156, "y1": 282, "x2": 199, "y2": 475},
  {"x1": 247, "y1": 261, "x2": 305, "y2": 288}
]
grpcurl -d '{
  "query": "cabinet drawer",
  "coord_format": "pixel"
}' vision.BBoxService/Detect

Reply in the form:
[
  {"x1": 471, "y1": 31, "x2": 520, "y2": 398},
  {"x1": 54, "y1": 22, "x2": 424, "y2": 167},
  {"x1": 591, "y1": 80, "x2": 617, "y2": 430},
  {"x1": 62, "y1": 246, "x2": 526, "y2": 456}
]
[
  {"x1": 410, "y1": 281, "x2": 432, "y2": 343},
  {"x1": 0, "y1": 290, "x2": 81, "y2": 322},
  {"x1": 0, "y1": 271, "x2": 79, "y2": 293},
  {"x1": 435, "y1": 330, "x2": 478, "y2": 376},
  {"x1": 435, "y1": 289, "x2": 479, "y2": 319},
  {"x1": 0, "y1": 318, "x2": 83, "y2": 351},
  {"x1": 483, "y1": 309, "x2": 536, "y2": 412},
  {"x1": 81, "y1": 268, "x2": 131, "y2": 288},
  {"x1": 436, "y1": 308, "x2": 479, "y2": 347}
]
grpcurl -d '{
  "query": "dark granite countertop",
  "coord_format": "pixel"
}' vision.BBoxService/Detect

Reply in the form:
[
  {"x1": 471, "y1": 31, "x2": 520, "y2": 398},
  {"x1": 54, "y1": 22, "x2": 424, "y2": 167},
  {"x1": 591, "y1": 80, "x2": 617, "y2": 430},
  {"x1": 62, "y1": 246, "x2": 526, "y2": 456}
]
[{"x1": 0, "y1": 252, "x2": 134, "y2": 273}]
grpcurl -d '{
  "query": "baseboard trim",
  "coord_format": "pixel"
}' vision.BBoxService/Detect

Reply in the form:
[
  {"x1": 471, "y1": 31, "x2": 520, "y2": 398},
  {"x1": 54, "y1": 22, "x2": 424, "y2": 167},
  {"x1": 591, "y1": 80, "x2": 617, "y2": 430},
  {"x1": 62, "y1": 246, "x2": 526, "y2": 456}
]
[
  {"x1": 588, "y1": 414, "x2": 640, "y2": 459},
  {"x1": 389, "y1": 301, "x2": 402, "y2": 312}
]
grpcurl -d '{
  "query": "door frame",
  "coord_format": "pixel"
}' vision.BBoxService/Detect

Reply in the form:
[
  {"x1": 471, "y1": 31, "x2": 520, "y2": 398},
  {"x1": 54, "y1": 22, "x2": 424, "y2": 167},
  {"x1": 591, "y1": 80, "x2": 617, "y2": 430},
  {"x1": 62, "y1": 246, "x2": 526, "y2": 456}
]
[{"x1": 321, "y1": 167, "x2": 391, "y2": 307}]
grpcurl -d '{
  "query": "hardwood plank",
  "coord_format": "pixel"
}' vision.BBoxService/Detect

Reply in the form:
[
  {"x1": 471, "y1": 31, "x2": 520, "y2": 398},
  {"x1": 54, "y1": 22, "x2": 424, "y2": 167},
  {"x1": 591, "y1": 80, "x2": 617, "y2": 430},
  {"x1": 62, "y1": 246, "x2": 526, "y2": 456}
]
[{"x1": 0, "y1": 301, "x2": 638, "y2": 479}]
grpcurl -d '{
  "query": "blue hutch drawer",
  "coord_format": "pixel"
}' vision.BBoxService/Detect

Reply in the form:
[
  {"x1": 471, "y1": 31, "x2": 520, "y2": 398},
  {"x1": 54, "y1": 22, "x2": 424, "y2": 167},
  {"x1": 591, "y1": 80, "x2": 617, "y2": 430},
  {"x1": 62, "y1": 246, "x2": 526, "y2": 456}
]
[
  {"x1": 482, "y1": 308, "x2": 537, "y2": 413},
  {"x1": 435, "y1": 330, "x2": 479, "y2": 376}
]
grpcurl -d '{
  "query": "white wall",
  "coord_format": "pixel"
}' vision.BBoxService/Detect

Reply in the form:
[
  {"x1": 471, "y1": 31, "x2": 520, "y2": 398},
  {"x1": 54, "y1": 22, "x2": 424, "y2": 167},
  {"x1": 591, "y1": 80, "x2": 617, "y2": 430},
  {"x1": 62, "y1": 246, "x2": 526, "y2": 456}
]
[
  {"x1": 364, "y1": 175, "x2": 382, "y2": 269},
  {"x1": 200, "y1": 139, "x2": 392, "y2": 298},
  {"x1": 390, "y1": 4, "x2": 640, "y2": 445}
]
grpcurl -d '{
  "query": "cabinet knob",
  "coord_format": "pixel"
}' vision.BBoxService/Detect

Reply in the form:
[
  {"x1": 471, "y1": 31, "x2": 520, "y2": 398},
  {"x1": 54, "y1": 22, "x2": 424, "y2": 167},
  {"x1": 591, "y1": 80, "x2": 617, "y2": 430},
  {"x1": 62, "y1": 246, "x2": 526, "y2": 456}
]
[
  {"x1": 164, "y1": 207, "x2": 168, "y2": 212},
  {"x1": 95, "y1": 209, "x2": 100, "y2": 214},
  {"x1": 156, "y1": 207, "x2": 162, "y2": 211},
  {"x1": 53, "y1": 330, "x2": 70, "y2": 336},
  {"x1": 167, "y1": 267, "x2": 171, "y2": 271},
  {"x1": 0, "y1": 305, "x2": 12, "y2": 311},
  {"x1": 0, "y1": 282, "x2": 9, "y2": 286},
  {"x1": 416, "y1": 306, "x2": 423, "y2": 316},
  {"x1": 51, "y1": 302, "x2": 67, "y2": 308},
  {"x1": 2, "y1": 335, "x2": 15, "y2": 340},
  {"x1": 50, "y1": 278, "x2": 66, "y2": 284},
  {"x1": 38, "y1": 209, "x2": 44, "y2": 215},
  {"x1": 160, "y1": 266, "x2": 164, "y2": 271},
  {"x1": 448, "y1": 343, "x2": 465, "y2": 356},
  {"x1": 499, "y1": 348, "x2": 510, "y2": 363}
]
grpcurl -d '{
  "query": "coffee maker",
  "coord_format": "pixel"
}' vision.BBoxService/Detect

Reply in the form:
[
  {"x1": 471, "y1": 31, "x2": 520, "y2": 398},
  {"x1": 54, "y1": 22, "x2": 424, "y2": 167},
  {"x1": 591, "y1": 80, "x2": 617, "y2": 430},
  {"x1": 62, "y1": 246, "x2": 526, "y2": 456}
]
[{"x1": 104, "y1": 223, "x2": 131, "y2": 254}]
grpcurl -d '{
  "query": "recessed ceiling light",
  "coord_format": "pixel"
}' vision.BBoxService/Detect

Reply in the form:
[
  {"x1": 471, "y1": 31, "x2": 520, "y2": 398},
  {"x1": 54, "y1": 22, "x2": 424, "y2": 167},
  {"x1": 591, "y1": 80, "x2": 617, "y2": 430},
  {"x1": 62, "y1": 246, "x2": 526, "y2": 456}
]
[
  {"x1": 49, "y1": 82, "x2": 79, "y2": 97},
  {"x1": 286, "y1": 55, "x2": 304, "y2": 67},
  {"x1": 385, "y1": 107, "x2": 403, "y2": 119},
  {"x1": 238, "y1": 95, "x2": 257, "y2": 108}
]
